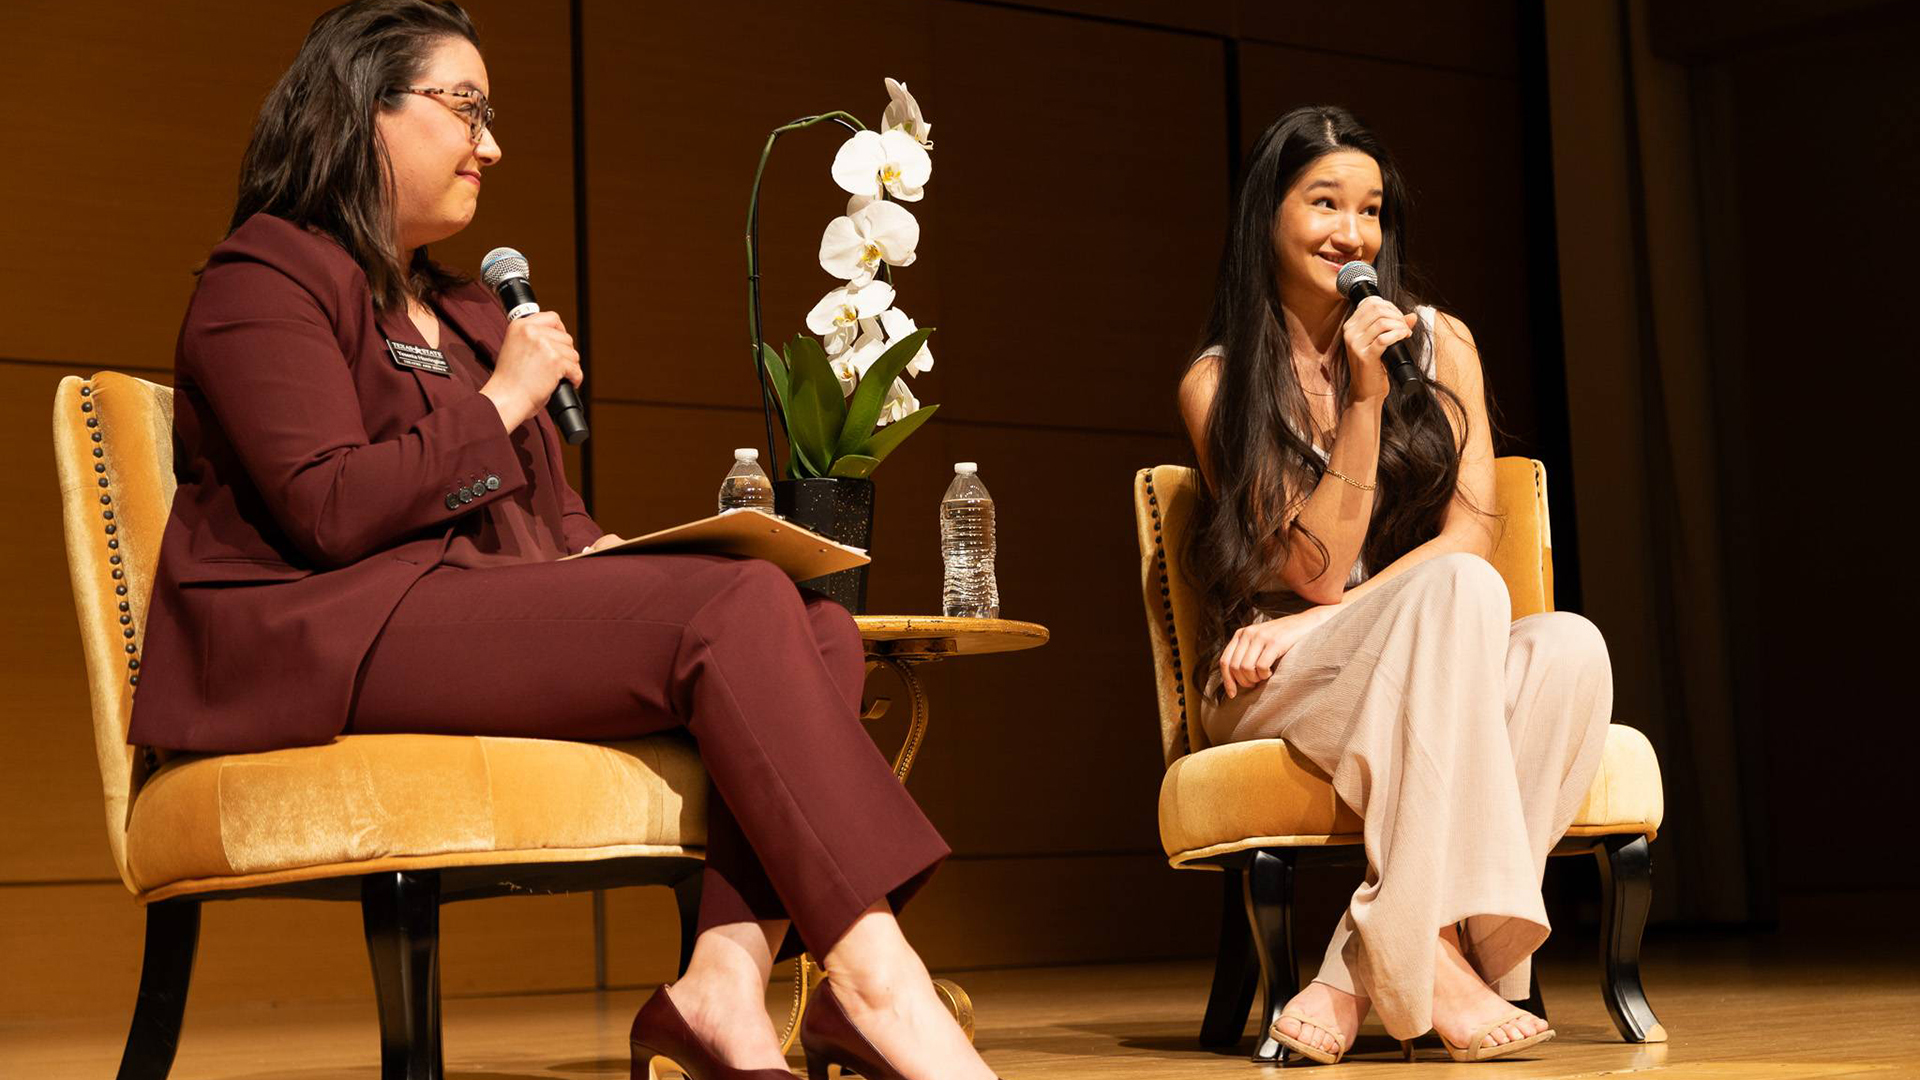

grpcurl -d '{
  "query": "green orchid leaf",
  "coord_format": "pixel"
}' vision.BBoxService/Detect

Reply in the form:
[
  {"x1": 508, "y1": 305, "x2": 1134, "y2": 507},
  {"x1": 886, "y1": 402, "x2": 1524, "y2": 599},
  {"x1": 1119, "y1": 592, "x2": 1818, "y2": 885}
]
[
  {"x1": 857, "y1": 403, "x2": 938, "y2": 465},
  {"x1": 760, "y1": 342, "x2": 789, "y2": 408},
  {"x1": 828, "y1": 454, "x2": 880, "y2": 479},
  {"x1": 786, "y1": 415, "x2": 822, "y2": 478},
  {"x1": 787, "y1": 333, "x2": 846, "y2": 435},
  {"x1": 837, "y1": 327, "x2": 933, "y2": 459},
  {"x1": 780, "y1": 339, "x2": 831, "y2": 478},
  {"x1": 758, "y1": 343, "x2": 800, "y2": 477}
]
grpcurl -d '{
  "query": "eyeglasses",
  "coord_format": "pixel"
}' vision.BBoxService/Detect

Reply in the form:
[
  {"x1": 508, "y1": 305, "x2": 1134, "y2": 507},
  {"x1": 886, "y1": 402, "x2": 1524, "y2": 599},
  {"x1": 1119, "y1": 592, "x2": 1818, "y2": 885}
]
[{"x1": 404, "y1": 86, "x2": 495, "y2": 144}]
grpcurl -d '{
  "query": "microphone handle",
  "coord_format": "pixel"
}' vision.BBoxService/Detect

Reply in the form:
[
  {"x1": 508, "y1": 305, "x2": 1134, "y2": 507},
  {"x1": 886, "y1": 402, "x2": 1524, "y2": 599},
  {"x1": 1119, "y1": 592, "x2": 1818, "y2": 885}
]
[
  {"x1": 496, "y1": 278, "x2": 590, "y2": 444},
  {"x1": 1345, "y1": 280, "x2": 1425, "y2": 391}
]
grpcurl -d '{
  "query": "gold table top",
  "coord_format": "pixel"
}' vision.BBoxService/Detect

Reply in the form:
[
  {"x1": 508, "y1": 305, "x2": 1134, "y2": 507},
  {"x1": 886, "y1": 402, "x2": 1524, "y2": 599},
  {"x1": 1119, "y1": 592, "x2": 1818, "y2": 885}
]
[{"x1": 852, "y1": 615, "x2": 1050, "y2": 659}]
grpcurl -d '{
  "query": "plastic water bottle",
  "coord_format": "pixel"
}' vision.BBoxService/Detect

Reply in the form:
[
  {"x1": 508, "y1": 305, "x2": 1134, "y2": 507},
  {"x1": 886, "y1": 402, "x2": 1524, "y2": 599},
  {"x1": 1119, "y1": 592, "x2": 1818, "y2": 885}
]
[
  {"x1": 717, "y1": 448, "x2": 774, "y2": 515},
  {"x1": 940, "y1": 462, "x2": 1000, "y2": 618}
]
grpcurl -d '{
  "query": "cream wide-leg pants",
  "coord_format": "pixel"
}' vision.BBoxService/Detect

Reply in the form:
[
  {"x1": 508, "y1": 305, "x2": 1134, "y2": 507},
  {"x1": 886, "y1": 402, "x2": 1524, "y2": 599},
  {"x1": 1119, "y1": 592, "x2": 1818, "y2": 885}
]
[{"x1": 1197, "y1": 553, "x2": 1611, "y2": 1039}]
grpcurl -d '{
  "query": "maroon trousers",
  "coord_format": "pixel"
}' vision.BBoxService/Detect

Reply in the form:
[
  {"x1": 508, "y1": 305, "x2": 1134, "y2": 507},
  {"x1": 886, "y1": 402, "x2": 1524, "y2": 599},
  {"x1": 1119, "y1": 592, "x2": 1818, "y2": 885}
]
[{"x1": 346, "y1": 553, "x2": 949, "y2": 955}]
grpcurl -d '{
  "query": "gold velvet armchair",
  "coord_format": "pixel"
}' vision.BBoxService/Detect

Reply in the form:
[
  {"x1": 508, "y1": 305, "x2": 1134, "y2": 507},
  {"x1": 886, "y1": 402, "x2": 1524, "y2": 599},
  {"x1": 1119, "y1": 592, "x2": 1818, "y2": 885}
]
[
  {"x1": 54, "y1": 372, "x2": 711, "y2": 1080},
  {"x1": 1133, "y1": 458, "x2": 1667, "y2": 1062}
]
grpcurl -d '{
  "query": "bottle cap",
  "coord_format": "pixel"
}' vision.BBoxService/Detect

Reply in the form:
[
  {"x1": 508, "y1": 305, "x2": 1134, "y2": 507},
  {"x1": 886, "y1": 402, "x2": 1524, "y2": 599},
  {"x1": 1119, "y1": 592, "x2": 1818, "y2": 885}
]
[
  {"x1": 734, "y1": 448, "x2": 760, "y2": 462},
  {"x1": 954, "y1": 461, "x2": 978, "y2": 474}
]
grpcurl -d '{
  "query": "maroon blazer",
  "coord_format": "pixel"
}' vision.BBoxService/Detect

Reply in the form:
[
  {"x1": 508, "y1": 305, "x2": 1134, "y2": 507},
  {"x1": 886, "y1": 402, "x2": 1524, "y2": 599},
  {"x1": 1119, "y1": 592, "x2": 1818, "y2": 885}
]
[{"x1": 129, "y1": 213, "x2": 603, "y2": 753}]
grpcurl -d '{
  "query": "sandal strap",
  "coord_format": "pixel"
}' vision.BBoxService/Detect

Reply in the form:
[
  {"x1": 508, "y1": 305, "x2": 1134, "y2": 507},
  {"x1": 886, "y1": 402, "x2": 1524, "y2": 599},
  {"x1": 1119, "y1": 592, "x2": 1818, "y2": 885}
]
[
  {"x1": 1276, "y1": 1009, "x2": 1345, "y2": 1044},
  {"x1": 1466, "y1": 1012, "x2": 1527, "y2": 1052}
]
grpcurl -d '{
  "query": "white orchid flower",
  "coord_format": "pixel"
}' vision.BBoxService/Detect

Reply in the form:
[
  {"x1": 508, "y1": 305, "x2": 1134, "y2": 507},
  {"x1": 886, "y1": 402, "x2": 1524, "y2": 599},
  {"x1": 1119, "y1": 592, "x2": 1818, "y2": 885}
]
[
  {"x1": 881, "y1": 77, "x2": 933, "y2": 148},
  {"x1": 831, "y1": 129, "x2": 931, "y2": 202},
  {"x1": 826, "y1": 318, "x2": 888, "y2": 395},
  {"x1": 878, "y1": 307, "x2": 933, "y2": 376},
  {"x1": 805, "y1": 280, "x2": 895, "y2": 354},
  {"x1": 879, "y1": 375, "x2": 920, "y2": 426},
  {"x1": 819, "y1": 200, "x2": 919, "y2": 285}
]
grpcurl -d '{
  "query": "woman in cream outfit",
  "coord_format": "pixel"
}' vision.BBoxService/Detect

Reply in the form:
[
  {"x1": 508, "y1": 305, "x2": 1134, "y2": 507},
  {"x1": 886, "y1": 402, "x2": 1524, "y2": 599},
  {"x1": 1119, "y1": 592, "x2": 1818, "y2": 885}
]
[{"x1": 1177, "y1": 106, "x2": 1610, "y2": 1064}]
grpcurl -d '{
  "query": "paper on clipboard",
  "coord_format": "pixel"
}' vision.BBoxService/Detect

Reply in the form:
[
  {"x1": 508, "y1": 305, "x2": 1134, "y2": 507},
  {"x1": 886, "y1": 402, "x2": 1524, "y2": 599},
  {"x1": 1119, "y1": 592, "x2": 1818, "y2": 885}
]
[{"x1": 561, "y1": 508, "x2": 869, "y2": 581}]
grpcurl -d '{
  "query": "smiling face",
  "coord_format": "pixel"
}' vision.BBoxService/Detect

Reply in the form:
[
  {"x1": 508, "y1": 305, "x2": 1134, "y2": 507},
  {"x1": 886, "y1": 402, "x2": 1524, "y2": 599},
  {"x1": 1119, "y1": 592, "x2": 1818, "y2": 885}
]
[
  {"x1": 376, "y1": 36, "x2": 501, "y2": 254},
  {"x1": 1272, "y1": 149, "x2": 1384, "y2": 304}
]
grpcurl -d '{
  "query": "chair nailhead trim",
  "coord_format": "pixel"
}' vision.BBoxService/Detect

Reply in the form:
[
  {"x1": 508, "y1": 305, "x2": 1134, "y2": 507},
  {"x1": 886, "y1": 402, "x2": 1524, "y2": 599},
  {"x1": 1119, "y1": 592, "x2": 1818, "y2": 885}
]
[
  {"x1": 1143, "y1": 471, "x2": 1191, "y2": 757},
  {"x1": 78, "y1": 382, "x2": 142, "y2": 688}
]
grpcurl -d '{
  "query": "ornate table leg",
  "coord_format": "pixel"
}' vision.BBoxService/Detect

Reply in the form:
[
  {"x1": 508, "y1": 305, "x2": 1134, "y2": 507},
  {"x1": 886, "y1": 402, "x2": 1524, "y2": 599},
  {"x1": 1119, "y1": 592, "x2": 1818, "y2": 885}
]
[
  {"x1": 871, "y1": 656, "x2": 931, "y2": 781},
  {"x1": 778, "y1": 656, "x2": 968, "y2": 1055},
  {"x1": 777, "y1": 954, "x2": 825, "y2": 1055}
]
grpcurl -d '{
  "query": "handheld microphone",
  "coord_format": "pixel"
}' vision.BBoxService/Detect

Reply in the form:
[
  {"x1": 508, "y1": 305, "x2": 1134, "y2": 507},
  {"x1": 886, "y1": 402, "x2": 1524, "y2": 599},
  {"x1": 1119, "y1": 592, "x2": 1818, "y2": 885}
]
[
  {"x1": 1335, "y1": 261, "x2": 1424, "y2": 392},
  {"x1": 481, "y1": 247, "x2": 589, "y2": 444}
]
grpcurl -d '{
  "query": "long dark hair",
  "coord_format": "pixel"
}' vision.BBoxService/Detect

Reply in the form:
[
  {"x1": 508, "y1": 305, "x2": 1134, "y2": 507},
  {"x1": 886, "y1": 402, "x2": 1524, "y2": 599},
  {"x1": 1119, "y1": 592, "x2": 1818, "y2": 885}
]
[
  {"x1": 227, "y1": 0, "x2": 479, "y2": 311},
  {"x1": 1184, "y1": 105, "x2": 1472, "y2": 686}
]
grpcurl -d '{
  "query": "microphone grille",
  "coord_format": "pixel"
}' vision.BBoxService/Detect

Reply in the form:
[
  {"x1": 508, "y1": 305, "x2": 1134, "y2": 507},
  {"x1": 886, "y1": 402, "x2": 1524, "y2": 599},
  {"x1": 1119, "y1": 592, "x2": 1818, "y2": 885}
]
[
  {"x1": 1335, "y1": 260, "x2": 1377, "y2": 296},
  {"x1": 480, "y1": 247, "x2": 529, "y2": 288}
]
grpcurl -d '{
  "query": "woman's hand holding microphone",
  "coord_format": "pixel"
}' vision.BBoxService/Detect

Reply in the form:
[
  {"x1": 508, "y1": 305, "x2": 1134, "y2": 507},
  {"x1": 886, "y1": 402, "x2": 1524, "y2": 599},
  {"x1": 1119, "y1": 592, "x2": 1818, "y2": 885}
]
[
  {"x1": 1341, "y1": 296, "x2": 1418, "y2": 404},
  {"x1": 479, "y1": 311, "x2": 581, "y2": 431}
]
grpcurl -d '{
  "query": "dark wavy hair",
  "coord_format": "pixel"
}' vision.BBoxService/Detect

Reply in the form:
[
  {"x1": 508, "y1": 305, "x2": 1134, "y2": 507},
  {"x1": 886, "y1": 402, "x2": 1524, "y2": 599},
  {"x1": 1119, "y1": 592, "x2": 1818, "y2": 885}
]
[
  {"x1": 226, "y1": 0, "x2": 479, "y2": 311},
  {"x1": 1184, "y1": 105, "x2": 1472, "y2": 688}
]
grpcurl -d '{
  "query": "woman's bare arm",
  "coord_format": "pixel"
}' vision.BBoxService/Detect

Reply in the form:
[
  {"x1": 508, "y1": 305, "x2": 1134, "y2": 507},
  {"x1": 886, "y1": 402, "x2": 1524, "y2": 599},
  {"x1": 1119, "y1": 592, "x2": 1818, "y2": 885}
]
[
  {"x1": 1322, "y1": 312, "x2": 1497, "y2": 607},
  {"x1": 1178, "y1": 355, "x2": 1387, "y2": 606}
]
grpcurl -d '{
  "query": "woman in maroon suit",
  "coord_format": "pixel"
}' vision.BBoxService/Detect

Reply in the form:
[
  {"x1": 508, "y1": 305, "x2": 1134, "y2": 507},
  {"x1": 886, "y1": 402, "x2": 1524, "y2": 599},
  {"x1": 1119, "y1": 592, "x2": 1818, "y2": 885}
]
[{"x1": 132, "y1": 3, "x2": 995, "y2": 1078}]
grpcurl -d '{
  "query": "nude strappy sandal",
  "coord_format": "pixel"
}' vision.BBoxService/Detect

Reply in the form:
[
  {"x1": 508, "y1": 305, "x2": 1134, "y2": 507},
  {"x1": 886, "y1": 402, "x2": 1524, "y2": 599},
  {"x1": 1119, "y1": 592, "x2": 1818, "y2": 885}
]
[
  {"x1": 1270, "y1": 1011, "x2": 1348, "y2": 1066},
  {"x1": 1404, "y1": 1012, "x2": 1555, "y2": 1062}
]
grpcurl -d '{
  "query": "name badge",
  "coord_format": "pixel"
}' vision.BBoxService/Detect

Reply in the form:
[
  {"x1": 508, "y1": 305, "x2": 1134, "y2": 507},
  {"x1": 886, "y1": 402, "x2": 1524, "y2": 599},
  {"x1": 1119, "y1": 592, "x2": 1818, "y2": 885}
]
[{"x1": 387, "y1": 339, "x2": 452, "y2": 376}]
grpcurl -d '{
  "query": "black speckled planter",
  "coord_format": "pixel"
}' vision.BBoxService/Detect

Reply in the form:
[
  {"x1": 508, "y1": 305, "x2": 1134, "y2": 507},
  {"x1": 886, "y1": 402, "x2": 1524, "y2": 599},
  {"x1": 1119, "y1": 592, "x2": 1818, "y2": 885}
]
[{"x1": 773, "y1": 477, "x2": 874, "y2": 613}]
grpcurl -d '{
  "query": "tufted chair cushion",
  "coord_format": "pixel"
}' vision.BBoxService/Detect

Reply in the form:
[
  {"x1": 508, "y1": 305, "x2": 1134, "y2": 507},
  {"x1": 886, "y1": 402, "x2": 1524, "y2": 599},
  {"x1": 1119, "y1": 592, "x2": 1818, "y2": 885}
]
[
  {"x1": 54, "y1": 372, "x2": 708, "y2": 900},
  {"x1": 1134, "y1": 459, "x2": 1664, "y2": 869}
]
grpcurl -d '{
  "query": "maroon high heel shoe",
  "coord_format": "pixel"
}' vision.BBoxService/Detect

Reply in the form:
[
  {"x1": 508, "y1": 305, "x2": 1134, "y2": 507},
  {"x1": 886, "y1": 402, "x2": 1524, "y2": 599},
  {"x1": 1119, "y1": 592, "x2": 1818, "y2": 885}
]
[
  {"x1": 798, "y1": 980, "x2": 1003, "y2": 1080},
  {"x1": 629, "y1": 985, "x2": 795, "y2": 1080}
]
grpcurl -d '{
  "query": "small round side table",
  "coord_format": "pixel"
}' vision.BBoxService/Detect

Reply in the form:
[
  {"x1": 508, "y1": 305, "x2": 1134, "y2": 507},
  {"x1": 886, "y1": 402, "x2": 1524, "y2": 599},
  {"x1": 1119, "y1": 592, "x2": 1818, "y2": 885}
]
[{"x1": 773, "y1": 615, "x2": 1050, "y2": 1054}]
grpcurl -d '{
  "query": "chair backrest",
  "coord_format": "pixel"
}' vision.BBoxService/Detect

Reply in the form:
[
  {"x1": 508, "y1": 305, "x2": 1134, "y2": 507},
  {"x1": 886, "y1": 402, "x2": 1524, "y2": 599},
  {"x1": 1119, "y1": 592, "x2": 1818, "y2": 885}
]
[
  {"x1": 52, "y1": 372, "x2": 177, "y2": 892},
  {"x1": 1133, "y1": 456, "x2": 1556, "y2": 768}
]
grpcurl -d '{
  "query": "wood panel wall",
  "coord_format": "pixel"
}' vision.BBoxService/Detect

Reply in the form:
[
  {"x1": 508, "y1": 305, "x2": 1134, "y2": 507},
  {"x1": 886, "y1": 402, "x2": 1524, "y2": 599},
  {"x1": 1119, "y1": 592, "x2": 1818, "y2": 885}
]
[{"x1": 0, "y1": 0, "x2": 1539, "y2": 1021}]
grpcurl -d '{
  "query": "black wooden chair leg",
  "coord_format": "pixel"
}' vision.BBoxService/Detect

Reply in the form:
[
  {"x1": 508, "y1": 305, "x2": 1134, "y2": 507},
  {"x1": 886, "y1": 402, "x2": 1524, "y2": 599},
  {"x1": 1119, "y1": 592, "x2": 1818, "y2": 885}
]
[
  {"x1": 1242, "y1": 849, "x2": 1299, "y2": 1063},
  {"x1": 116, "y1": 899, "x2": 201, "y2": 1080},
  {"x1": 1595, "y1": 835, "x2": 1666, "y2": 1043},
  {"x1": 673, "y1": 871, "x2": 702, "y2": 978},
  {"x1": 362, "y1": 871, "x2": 445, "y2": 1080},
  {"x1": 1199, "y1": 868, "x2": 1258, "y2": 1048}
]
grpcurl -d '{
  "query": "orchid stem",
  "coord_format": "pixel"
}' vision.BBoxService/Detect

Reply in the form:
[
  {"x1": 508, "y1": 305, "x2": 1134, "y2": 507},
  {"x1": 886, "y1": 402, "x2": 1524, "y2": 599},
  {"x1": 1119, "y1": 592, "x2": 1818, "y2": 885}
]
[{"x1": 745, "y1": 110, "x2": 865, "y2": 479}]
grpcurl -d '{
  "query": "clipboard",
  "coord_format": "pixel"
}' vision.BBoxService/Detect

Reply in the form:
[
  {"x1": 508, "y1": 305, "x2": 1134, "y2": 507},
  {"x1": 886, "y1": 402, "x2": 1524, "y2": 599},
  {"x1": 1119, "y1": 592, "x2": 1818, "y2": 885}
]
[{"x1": 560, "y1": 508, "x2": 869, "y2": 581}]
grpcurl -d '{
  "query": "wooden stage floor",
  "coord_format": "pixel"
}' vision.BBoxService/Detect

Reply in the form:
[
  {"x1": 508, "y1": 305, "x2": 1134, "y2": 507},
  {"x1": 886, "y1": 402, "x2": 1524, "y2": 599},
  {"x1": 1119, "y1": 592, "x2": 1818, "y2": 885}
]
[{"x1": 6, "y1": 927, "x2": 1917, "y2": 1078}]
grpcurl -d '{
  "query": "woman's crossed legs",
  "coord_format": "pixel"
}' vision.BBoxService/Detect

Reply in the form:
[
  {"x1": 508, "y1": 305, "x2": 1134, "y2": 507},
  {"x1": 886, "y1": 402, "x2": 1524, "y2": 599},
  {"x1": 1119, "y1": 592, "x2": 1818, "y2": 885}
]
[{"x1": 351, "y1": 554, "x2": 991, "y2": 1078}]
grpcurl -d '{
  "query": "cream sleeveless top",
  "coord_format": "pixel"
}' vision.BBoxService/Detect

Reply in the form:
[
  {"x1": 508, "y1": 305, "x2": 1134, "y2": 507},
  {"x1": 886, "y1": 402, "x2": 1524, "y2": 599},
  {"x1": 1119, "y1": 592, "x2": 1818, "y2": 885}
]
[{"x1": 1198, "y1": 305, "x2": 1439, "y2": 606}]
